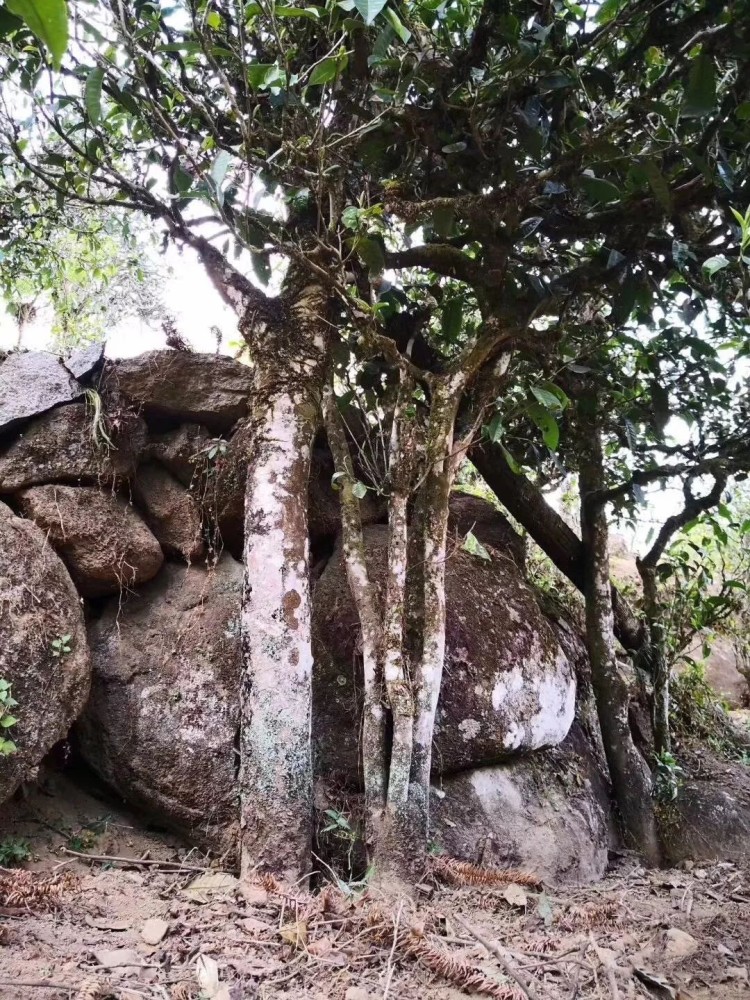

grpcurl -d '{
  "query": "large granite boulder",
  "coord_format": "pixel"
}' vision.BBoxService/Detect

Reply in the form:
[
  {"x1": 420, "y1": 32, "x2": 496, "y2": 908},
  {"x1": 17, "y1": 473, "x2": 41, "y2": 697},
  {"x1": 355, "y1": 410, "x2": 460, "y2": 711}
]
[
  {"x1": 0, "y1": 351, "x2": 81, "y2": 435},
  {"x1": 432, "y1": 722, "x2": 612, "y2": 885},
  {"x1": 0, "y1": 403, "x2": 146, "y2": 493},
  {"x1": 661, "y1": 754, "x2": 750, "y2": 865},
  {"x1": 135, "y1": 463, "x2": 206, "y2": 562},
  {"x1": 313, "y1": 524, "x2": 576, "y2": 782},
  {"x1": 15, "y1": 486, "x2": 164, "y2": 597},
  {"x1": 102, "y1": 351, "x2": 253, "y2": 432},
  {"x1": 77, "y1": 558, "x2": 243, "y2": 850},
  {"x1": 0, "y1": 501, "x2": 91, "y2": 803}
]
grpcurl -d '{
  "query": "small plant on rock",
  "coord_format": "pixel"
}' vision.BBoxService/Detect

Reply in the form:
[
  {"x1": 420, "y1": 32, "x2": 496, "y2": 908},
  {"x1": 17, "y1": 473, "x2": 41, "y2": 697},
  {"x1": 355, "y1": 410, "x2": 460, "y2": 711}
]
[
  {"x1": 654, "y1": 751, "x2": 685, "y2": 803},
  {"x1": 0, "y1": 679, "x2": 18, "y2": 756},
  {"x1": 50, "y1": 634, "x2": 72, "y2": 658}
]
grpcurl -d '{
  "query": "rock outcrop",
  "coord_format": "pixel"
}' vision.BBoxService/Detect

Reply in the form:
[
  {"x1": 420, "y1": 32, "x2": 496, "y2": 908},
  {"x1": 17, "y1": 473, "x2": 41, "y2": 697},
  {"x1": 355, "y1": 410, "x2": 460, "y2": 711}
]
[
  {"x1": 103, "y1": 351, "x2": 253, "y2": 431},
  {"x1": 0, "y1": 351, "x2": 82, "y2": 434},
  {"x1": 77, "y1": 558, "x2": 243, "y2": 850},
  {"x1": 0, "y1": 501, "x2": 91, "y2": 802},
  {"x1": 15, "y1": 485, "x2": 164, "y2": 597},
  {"x1": 0, "y1": 403, "x2": 146, "y2": 493},
  {"x1": 432, "y1": 722, "x2": 612, "y2": 884},
  {"x1": 135, "y1": 463, "x2": 206, "y2": 562},
  {"x1": 313, "y1": 524, "x2": 575, "y2": 781}
]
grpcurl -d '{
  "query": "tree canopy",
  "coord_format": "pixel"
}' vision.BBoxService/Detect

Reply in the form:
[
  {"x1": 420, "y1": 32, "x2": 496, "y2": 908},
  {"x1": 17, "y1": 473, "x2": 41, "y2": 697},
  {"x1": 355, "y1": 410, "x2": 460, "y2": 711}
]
[{"x1": 1, "y1": 0, "x2": 749, "y2": 880}]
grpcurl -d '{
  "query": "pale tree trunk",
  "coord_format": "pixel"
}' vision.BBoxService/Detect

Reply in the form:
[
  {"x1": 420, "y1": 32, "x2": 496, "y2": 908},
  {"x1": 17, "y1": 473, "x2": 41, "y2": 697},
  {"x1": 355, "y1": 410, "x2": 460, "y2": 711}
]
[
  {"x1": 323, "y1": 387, "x2": 387, "y2": 818},
  {"x1": 579, "y1": 408, "x2": 661, "y2": 866},
  {"x1": 410, "y1": 376, "x2": 465, "y2": 835},
  {"x1": 238, "y1": 282, "x2": 328, "y2": 885}
]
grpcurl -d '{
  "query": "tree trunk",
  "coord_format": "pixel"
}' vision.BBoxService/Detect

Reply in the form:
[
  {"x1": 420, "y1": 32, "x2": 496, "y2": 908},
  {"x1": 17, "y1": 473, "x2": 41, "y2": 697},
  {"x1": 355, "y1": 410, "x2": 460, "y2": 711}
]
[
  {"x1": 323, "y1": 386, "x2": 387, "y2": 818},
  {"x1": 579, "y1": 414, "x2": 662, "y2": 866},
  {"x1": 638, "y1": 564, "x2": 671, "y2": 756},
  {"x1": 238, "y1": 281, "x2": 328, "y2": 885}
]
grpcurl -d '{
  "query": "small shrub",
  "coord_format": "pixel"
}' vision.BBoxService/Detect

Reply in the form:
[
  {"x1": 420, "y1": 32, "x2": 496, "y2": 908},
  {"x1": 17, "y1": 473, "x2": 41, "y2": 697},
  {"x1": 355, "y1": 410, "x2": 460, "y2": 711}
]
[
  {"x1": 0, "y1": 838, "x2": 31, "y2": 867},
  {"x1": 50, "y1": 634, "x2": 72, "y2": 658}
]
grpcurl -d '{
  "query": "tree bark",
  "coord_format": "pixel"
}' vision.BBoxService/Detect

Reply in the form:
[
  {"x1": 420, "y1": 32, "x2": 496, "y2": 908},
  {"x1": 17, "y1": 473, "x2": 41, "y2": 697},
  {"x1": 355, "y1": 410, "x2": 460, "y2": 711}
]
[
  {"x1": 638, "y1": 564, "x2": 671, "y2": 757},
  {"x1": 410, "y1": 378, "x2": 464, "y2": 832},
  {"x1": 578, "y1": 414, "x2": 661, "y2": 866},
  {"x1": 472, "y1": 442, "x2": 646, "y2": 656},
  {"x1": 323, "y1": 386, "x2": 387, "y2": 816},
  {"x1": 238, "y1": 281, "x2": 328, "y2": 885}
]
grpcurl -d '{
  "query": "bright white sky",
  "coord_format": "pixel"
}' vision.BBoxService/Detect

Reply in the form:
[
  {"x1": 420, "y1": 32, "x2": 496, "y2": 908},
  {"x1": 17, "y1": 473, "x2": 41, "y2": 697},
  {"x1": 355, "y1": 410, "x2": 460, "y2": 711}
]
[{"x1": 0, "y1": 241, "x2": 239, "y2": 357}]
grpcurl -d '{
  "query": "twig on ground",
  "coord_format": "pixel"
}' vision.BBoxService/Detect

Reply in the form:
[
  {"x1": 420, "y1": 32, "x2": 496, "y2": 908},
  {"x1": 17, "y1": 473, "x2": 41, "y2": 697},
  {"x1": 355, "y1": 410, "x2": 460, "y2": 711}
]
[
  {"x1": 382, "y1": 899, "x2": 403, "y2": 999},
  {"x1": 58, "y1": 848, "x2": 227, "y2": 873},
  {"x1": 452, "y1": 912, "x2": 542, "y2": 1000}
]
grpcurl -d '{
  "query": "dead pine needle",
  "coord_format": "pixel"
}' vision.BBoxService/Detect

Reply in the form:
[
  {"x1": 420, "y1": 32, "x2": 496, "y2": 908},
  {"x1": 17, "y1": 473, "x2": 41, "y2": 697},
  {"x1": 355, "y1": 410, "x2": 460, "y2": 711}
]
[
  {"x1": 405, "y1": 929, "x2": 522, "y2": 1000},
  {"x1": 452, "y1": 912, "x2": 542, "y2": 1000},
  {"x1": 431, "y1": 856, "x2": 542, "y2": 889}
]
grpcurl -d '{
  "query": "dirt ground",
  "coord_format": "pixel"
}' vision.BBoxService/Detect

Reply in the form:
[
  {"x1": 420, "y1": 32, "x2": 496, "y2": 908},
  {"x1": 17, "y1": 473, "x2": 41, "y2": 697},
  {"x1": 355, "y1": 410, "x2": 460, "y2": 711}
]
[{"x1": 0, "y1": 769, "x2": 748, "y2": 1000}]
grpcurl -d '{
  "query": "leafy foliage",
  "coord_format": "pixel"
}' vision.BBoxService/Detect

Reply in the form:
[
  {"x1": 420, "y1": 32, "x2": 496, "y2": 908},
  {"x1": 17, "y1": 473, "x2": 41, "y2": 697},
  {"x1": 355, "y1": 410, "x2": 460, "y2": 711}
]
[{"x1": 0, "y1": 678, "x2": 18, "y2": 756}]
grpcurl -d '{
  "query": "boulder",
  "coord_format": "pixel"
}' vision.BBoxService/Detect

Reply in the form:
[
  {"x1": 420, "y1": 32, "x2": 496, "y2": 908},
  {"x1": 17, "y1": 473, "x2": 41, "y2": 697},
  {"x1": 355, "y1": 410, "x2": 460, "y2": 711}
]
[
  {"x1": 313, "y1": 524, "x2": 576, "y2": 782},
  {"x1": 0, "y1": 351, "x2": 81, "y2": 434},
  {"x1": 0, "y1": 501, "x2": 91, "y2": 803},
  {"x1": 661, "y1": 757, "x2": 750, "y2": 865},
  {"x1": 0, "y1": 403, "x2": 146, "y2": 493},
  {"x1": 64, "y1": 342, "x2": 105, "y2": 382},
  {"x1": 103, "y1": 351, "x2": 253, "y2": 432},
  {"x1": 15, "y1": 486, "x2": 164, "y2": 597},
  {"x1": 77, "y1": 558, "x2": 243, "y2": 850},
  {"x1": 432, "y1": 722, "x2": 611, "y2": 885},
  {"x1": 448, "y1": 492, "x2": 526, "y2": 568},
  {"x1": 135, "y1": 463, "x2": 206, "y2": 562},
  {"x1": 147, "y1": 423, "x2": 213, "y2": 486}
]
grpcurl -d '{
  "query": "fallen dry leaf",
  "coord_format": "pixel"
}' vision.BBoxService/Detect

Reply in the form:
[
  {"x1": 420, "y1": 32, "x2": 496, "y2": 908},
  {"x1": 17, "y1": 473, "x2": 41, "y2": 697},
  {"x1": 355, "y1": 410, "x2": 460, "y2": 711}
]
[
  {"x1": 280, "y1": 919, "x2": 308, "y2": 949},
  {"x1": 182, "y1": 872, "x2": 238, "y2": 904},
  {"x1": 141, "y1": 917, "x2": 170, "y2": 946},
  {"x1": 84, "y1": 915, "x2": 130, "y2": 932},
  {"x1": 500, "y1": 883, "x2": 527, "y2": 908}
]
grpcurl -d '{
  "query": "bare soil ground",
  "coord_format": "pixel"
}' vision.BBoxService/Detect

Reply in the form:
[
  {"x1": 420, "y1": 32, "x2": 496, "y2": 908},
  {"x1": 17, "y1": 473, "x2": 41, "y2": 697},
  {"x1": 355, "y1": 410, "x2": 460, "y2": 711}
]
[{"x1": 0, "y1": 770, "x2": 748, "y2": 1000}]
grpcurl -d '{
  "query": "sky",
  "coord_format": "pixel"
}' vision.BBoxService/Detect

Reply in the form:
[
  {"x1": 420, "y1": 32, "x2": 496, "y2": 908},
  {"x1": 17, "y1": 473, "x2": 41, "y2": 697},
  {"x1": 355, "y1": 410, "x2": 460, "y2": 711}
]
[{"x1": 0, "y1": 240, "x2": 239, "y2": 358}]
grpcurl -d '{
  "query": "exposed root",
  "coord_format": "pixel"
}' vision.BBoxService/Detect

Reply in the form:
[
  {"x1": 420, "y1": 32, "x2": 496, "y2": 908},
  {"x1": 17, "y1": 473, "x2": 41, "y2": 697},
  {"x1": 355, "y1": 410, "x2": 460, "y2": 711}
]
[
  {"x1": 0, "y1": 867, "x2": 78, "y2": 910},
  {"x1": 431, "y1": 857, "x2": 542, "y2": 889}
]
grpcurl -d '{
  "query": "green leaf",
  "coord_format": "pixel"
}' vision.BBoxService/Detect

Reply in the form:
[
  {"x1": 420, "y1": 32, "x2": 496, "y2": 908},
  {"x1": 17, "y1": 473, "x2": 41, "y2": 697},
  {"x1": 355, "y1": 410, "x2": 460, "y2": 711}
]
[
  {"x1": 210, "y1": 150, "x2": 232, "y2": 191},
  {"x1": 309, "y1": 57, "x2": 339, "y2": 86},
  {"x1": 354, "y1": 235, "x2": 385, "y2": 276},
  {"x1": 462, "y1": 531, "x2": 492, "y2": 562},
  {"x1": 499, "y1": 443, "x2": 521, "y2": 474},
  {"x1": 579, "y1": 175, "x2": 621, "y2": 204},
  {"x1": 642, "y1": 159, "x2": 672, "y2": 213},
  {"x1": 528, "y1": 403, "x2": 560, "y2": 451},
  {"x1": 531, "y1": 385, "x2": 565, "y2": 412},
  {"x1": 251, "y1": 251, "x2": 272, "y2": 285},
  {"x1": 682, "y1": 54, "x2": 716, "y2": 118},
  {"x1": 7, "y1": 0, "x2": 68, "y2": 69},
  {"x1": 702, "y1": 254, "x2": 730, "y2": 276},
  {"x1": 441, "y1": 298, "x2": 462, "y2": 342},
  {"x1": 276, "y1": 5, "x2": 320, "y2": 17},
  {"x1": 0, "y1": 715, "x2": 17, "y2": 728},
  {"x1": 383, "y1": 6, "x2": 411, "y2": 41},
  {"x1": 353, "y1": 0, "x2": 388, "y2": 25},
  {"x1": 341, "y1": 205, "x2": 362, "y2": 230},
  {"x1": 84, "y1": 66, "x2": 104, "y2": 125},
  {"x1": 594, "y1": 0, "x2": 622, "y2": 24},
  {"x1": 352, "y1": 480, "x2": 368, "y2": 499},
  {"x1": 246, "y1": 63, "x2": 280, "y2": 89}
]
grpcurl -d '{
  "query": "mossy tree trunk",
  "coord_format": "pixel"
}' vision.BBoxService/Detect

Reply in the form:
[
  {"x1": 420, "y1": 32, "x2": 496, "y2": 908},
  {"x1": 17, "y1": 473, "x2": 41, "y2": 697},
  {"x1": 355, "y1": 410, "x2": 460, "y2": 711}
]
[
  {"x1": 578, "y1": 403, "x2": 662, "y2": 866},
  {"x1": 238, "y1": 280, "x2": 329, "y2": 886}
]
